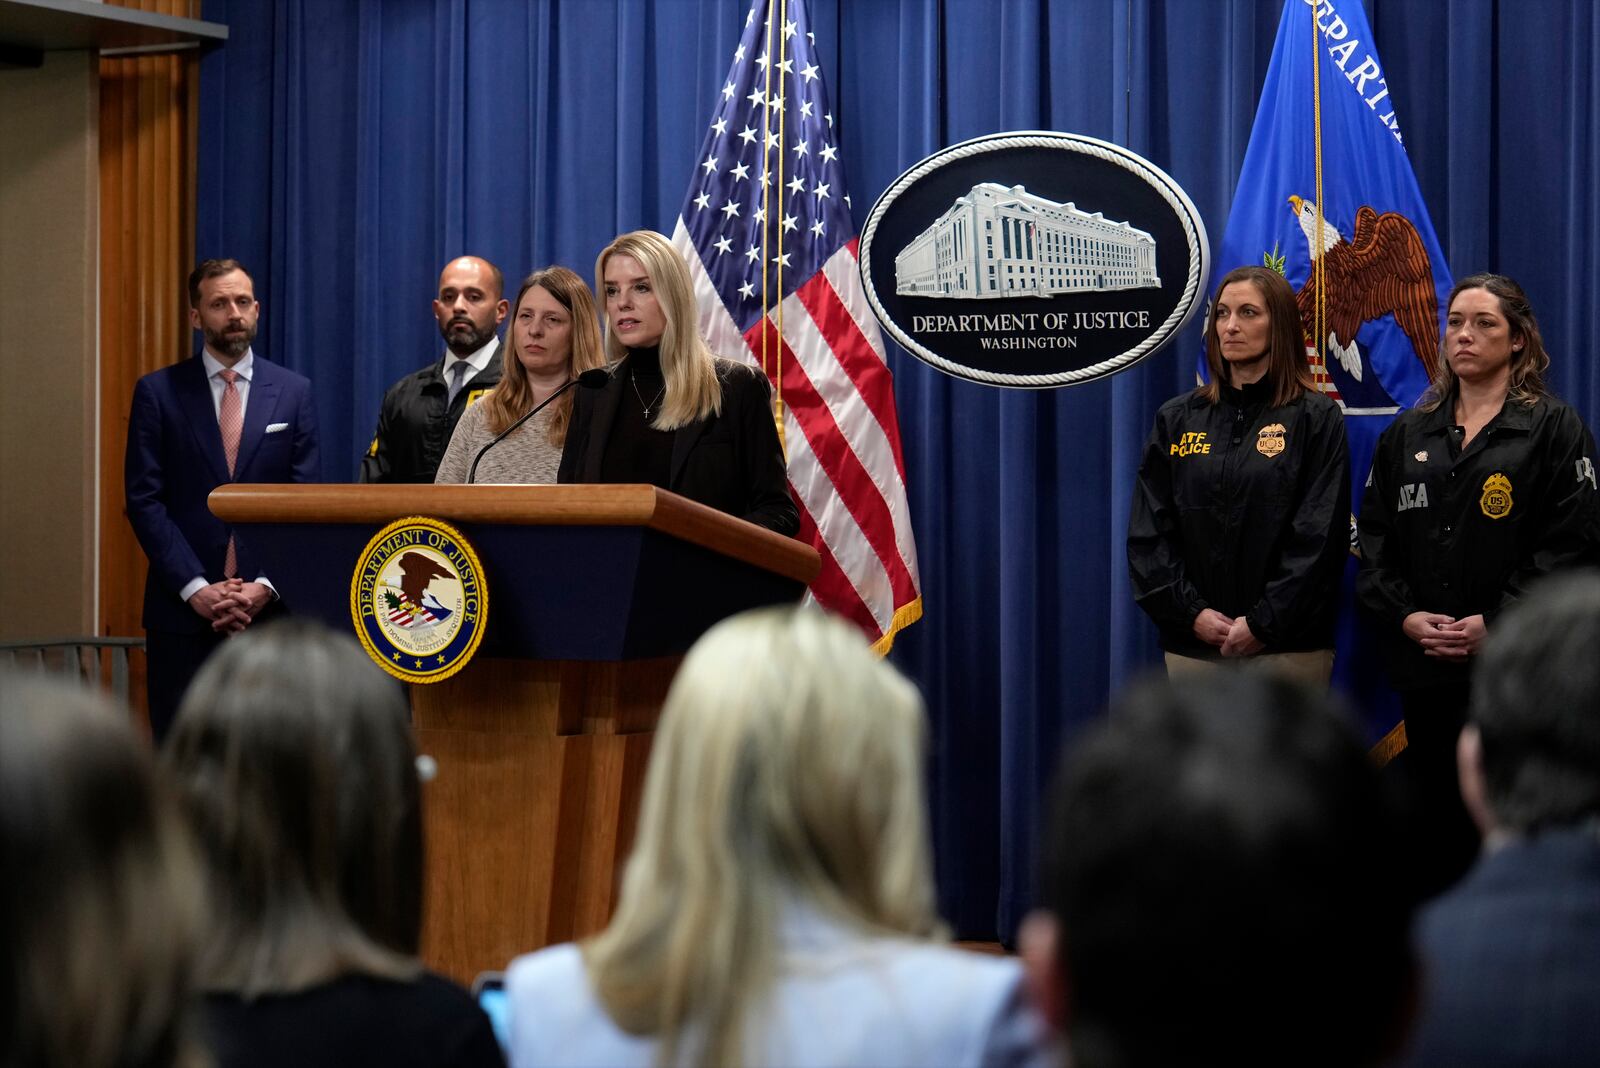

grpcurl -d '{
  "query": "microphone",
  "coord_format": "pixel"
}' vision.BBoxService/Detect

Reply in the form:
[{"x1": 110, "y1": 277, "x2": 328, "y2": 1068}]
[{"x1": 465, "y1": 368, "x2": 611, "y2": 484}]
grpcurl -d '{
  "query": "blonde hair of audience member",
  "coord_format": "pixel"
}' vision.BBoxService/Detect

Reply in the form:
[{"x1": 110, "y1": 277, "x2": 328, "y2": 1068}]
[
  {"x1": 583, "y1": 607, "x2": 944, "y2": 1068},
  {"x1": 163, "y1": 619, "x2": 425, "y2": 996},
  {"x1": 595, "y1": 229, "x2": 722, "y2": 430},
  {"x1": 481, "y1": 265, "x2": 606, "y2": 444},
  {"x1": 0, "y1": 676, "x2": 205, "y2": 1068}
]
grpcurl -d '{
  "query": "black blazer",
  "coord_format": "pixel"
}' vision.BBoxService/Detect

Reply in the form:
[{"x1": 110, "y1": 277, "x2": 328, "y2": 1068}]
[{"x1": 558, "y1": 356, "x2": 799, "y2": 535}]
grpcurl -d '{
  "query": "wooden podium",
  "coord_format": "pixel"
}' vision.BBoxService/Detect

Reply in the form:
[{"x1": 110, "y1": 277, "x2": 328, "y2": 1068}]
[{"x1": 210, "y1": 484, "x2": 819, "y2": 983}]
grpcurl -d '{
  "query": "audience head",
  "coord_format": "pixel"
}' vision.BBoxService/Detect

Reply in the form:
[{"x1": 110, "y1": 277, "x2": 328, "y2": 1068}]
[
  {"x1": 486, "y1": 265, "x2": 606, "y2": 442},
  {"x1": 594, "y1": 229, "x2": 719, "y2": 429},
  {"x1": 586, "y1": 606, "x2": 942, "y2": 1066},
  {"x1": 1461, "y1": 570, "x2": 1600, "y2": 836},
  {"x1": 0, "y1": 676, "x2": 204, "y2": 1068},
  {"x1": 434, "y1": 254, "x2": 509, "y2": 357},
  {"x1": 1199, "y1": 264, "x2": 1313, "y2": 406},
  {"x1": 163, "y1": 619, "x2": 424, "y2": 995},
  {"x1": 1024, "y1": 673, "x2": 1414, "y2": 1068}
]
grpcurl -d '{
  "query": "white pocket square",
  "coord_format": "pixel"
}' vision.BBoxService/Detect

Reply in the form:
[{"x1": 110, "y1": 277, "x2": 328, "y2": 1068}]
[{"x1": 265, "y1": 422, "x2": 290, "y2": 434}]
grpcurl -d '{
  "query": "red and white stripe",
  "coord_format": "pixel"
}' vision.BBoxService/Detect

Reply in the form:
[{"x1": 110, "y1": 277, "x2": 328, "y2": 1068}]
[
  {"x1": 387, "y1": 599, "x2": 439, "y2": 629},
  {"x1": 1306, "y1": 346, "x2": 1345, "y2": 403},
  {"x1": 676, "y1": 222, "x2": 923, "y2": 649}
]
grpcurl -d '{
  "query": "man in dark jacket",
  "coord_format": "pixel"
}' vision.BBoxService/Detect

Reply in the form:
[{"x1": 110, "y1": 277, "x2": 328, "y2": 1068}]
[{"x1": 360, "y1": 256, "x2": 507, "y2": 482}]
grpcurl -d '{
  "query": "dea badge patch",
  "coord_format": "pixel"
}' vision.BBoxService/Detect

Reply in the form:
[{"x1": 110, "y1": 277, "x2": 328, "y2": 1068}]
[
  {"x1": 859, "y1": 130, "x2": 1209, "y2": 388},
  {"x1": 1480, "y1": 473, "x2": 1513, "y2": 520},
  {"x1": 350, "y1": 516, "x2": 487, "y2": 684}
]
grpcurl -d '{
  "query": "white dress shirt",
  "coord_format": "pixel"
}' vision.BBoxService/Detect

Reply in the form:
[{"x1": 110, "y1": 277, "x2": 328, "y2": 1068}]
[
  {"x1": 201, "y1": 346, "x2": 254, "y2": 419},
  {"x1": 442, "y1": 334, "x2": 499, "y2": 389},
  {"x1": 178, "y1": 347, "x2": 274, "y2": 603}
]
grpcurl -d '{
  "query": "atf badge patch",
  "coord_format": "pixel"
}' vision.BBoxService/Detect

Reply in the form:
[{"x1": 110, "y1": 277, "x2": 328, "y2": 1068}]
[
  {"x1": 1256, "y1": 423, "x2": 1287, "y2": 458},
  {"x1": 858, "y1": 130, "x2": 1209, "y2": 389},
  {"x1": 350, "y1": 516, "x2": 487, "y2": 684},
  {"x1": 1480, "y1": 473, "x2": 1514, "y2": 520}
]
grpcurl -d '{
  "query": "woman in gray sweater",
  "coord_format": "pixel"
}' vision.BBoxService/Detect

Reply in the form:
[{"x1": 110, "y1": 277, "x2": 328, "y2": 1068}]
[{"x1": 436, "y1": 265, "x2": 606, "y2": 484}]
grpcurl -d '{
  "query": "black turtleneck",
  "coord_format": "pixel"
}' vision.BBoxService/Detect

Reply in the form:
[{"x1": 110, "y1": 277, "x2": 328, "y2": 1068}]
[
  {"x1": 1220, "y1": 376, "x2": 1273, "y2": 445},
  {"x1": 599, "y1": 346, "x2": 674, "y2": 488},
  {"x1": 1220, "y1": 375, "x2": 1272, "y2": 407}
]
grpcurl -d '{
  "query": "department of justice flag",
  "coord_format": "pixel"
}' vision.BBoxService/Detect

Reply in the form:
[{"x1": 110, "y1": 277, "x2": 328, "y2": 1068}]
[
  {"x1": 1218, "y1": 0, "x2": 1453, "y2": 753},
  {"x1": 673, "y1": 0, "x2": 922, "y2": 650}
]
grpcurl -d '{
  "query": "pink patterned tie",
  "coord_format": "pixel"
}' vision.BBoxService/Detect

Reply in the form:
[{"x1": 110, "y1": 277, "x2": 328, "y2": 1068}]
[{"x1": 218, "y1": 369, "x2": 242, "y2": 577}]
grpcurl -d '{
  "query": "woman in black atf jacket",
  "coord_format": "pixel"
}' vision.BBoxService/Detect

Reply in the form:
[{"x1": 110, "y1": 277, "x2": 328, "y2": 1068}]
[
  {"x1": 1128, "y1": 265, "x2": 1350, "y2": 684},
  {"x1": 1358, "y1": 272, "x2": 1600, "y2": 896}
]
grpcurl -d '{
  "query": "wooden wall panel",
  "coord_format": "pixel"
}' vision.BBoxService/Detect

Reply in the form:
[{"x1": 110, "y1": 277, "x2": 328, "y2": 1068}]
[
  {"x1": 98, "y1": 1, "x2": 200, "y2": 715},
  {"x1": 0, "y1": 53, "x2": 98, "y2": 640}
]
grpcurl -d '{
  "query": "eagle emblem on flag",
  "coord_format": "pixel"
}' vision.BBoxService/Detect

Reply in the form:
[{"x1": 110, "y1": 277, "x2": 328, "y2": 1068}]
[{"x1": 1287, "y1": 195, "x2": 1440, "y2": 386}]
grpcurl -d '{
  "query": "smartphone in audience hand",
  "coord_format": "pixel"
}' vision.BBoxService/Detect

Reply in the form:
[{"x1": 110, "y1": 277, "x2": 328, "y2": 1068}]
[{"x1": 471, "y1": 972, "x2": 508, "y2": 1052}]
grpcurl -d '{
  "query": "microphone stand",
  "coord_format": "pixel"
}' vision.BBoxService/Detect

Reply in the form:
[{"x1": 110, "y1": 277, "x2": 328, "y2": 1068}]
[{"x1": 465, "y1": 368, "x2": 612, "y2": 484}]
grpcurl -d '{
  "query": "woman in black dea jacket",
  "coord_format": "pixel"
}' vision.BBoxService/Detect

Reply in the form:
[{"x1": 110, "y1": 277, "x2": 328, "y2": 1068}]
[
  {"x1": 1129, "y1": 265, "x2": 1350, "y2": 684},
  {"x1": 1358, "y1": 272, "x2": 1600, "y2": 896}
]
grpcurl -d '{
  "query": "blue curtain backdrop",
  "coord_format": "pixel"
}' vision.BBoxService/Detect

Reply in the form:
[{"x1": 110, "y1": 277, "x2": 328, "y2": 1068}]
[{"x1": 196, "y1": 0, "x2": 1600, "y2": 942}]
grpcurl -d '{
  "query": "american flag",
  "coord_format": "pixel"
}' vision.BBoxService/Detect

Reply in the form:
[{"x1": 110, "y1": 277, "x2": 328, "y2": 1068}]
[{"x1": 672, "y1": 0, "x2": 922, "y2": 650}]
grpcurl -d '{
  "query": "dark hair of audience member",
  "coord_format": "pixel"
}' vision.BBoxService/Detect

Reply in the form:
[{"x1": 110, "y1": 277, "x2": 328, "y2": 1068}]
[
  {"x1": 162, "y1": 619, "x2": 424, "y2": 995},
  {"x1": 0, "y1": 675, "x2": 206, "y2": 1068},
  {"x1": 1470, "y1": 569, "x2": 1600, "y2": 832},
  {"x1": 1038, "y1": 673, "x2": 1415, "y2": 1068}
]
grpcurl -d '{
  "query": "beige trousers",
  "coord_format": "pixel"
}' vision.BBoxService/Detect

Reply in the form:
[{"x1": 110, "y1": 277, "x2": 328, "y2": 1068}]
[{"x1": 1163, "y1": 648, "x2": 1336, "y2": 688}]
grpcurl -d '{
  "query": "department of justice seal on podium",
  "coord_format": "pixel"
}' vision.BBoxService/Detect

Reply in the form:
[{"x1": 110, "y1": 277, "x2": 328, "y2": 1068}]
[{"x1": 350, "y1": 516, "x2": 487, "y2": 684}]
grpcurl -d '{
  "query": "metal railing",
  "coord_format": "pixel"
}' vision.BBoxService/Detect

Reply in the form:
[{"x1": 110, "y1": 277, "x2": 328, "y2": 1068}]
[{"x1": 0, "y1": 638, "x2": 144, "y2": 703}]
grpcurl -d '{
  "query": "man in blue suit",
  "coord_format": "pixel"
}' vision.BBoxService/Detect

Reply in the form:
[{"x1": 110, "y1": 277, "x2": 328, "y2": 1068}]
[
  {"x1": 1405, "y1": 571, "x2": 1600, "y2": 1068},
  {"x1": 124, "y1": 258, "x2": 320, "y2": 740}
]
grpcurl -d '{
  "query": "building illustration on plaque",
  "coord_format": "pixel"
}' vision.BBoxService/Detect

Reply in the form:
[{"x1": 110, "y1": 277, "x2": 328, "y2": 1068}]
[{"x1": 894, "y1": 183, "x2": 1160, "y2": 300}]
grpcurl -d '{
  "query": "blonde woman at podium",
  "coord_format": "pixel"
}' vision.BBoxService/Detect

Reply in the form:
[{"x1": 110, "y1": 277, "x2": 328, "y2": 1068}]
[
  {"x1": 502, "y1": 607, "x2": 1043, "y2": 1067},
  {"x1": 557, "y1": 230, "x2": 799, "y2": 534},
  {"x1": 435, "y1": 266, "x2": 606, "y2": 485}
]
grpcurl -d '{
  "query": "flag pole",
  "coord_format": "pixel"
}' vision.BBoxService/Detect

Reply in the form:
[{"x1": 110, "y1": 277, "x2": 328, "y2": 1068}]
[
  {"x1": 773, "y1": 0, "x2": 789, "y2": 452},
  {"x1": 759, "y1": 0, "x2": 774, "y2": 392},
  {"x1": 1310, "y1": 1, "x2": 1328, "y2": 380}
]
